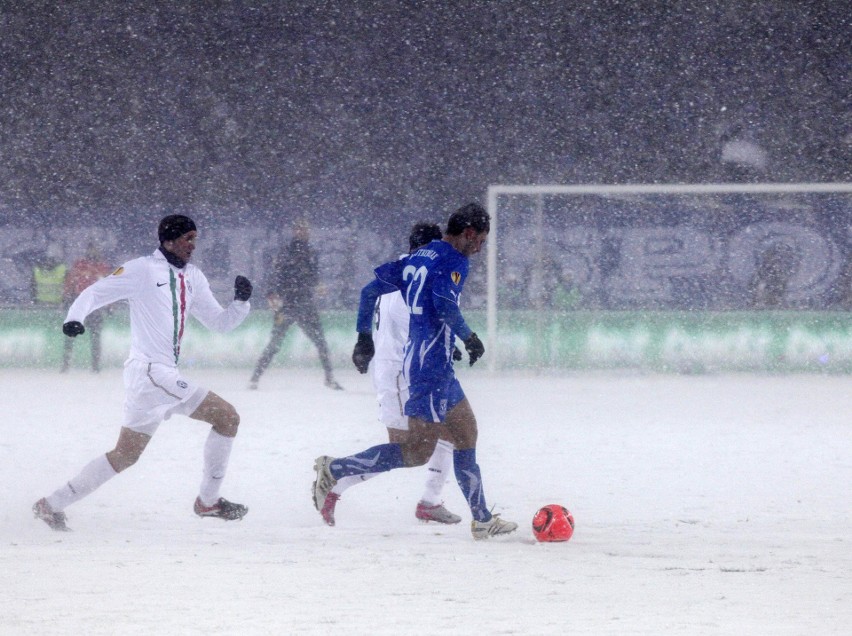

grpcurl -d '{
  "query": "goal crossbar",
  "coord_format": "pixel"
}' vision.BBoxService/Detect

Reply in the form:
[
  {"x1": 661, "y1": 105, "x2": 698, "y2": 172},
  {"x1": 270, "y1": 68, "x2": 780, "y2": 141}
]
[{"x1": 485, "y1": 183, "x2": 852, "y2": 372}]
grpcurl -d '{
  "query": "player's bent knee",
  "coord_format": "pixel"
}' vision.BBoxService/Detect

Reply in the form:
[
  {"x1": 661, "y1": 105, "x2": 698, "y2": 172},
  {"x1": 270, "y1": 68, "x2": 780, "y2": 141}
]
[
  {"x1": 194, "y1": 392, "x2": 240, "y2": 436},
  {"x1": 106, "y1": 449, "x2": 140, "y2": 472},
  {"x1": 405, "y1": 438, "x2": 439, "y2": 466},
  {"x1": 400, "y1": 443, "x2": 431, "y2": 467},
  {"x1": 454, "y1": 431, "x2": 477, "y2": 449},
  {"x1": 215, "y1": 408, "x2": 240, "y2": 437}
]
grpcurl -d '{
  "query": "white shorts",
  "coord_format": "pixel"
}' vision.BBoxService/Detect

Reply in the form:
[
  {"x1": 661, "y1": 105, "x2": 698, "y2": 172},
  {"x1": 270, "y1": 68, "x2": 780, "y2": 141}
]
[
  {"x1": 122, "y1": 359, "x2": 208, "y2": 436},
  {"x1": 371, "y1": 358, "x2": 409, "y2": 431}
]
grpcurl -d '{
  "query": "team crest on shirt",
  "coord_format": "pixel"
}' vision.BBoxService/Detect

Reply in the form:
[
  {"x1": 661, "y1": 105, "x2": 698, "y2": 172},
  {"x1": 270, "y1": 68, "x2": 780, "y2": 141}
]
[
  {"x1": 450, "y1": 271, "x2": 461, "y2": 285},
  {"x1": 111, "y1": 266, "x2": 124, "y2": 276}
]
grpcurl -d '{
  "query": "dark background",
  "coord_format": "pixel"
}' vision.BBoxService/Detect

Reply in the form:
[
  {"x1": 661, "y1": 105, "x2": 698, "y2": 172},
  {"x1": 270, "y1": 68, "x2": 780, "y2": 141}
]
[{"x1": 1, "y1": 1, "x2": 849, "y2": 231}]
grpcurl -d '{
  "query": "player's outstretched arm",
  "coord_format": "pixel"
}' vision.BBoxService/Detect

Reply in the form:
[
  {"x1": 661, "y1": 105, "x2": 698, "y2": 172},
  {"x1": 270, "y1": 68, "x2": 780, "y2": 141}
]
[{"x1": 190, "y1": 271, "x2": 251, "y2": 332}]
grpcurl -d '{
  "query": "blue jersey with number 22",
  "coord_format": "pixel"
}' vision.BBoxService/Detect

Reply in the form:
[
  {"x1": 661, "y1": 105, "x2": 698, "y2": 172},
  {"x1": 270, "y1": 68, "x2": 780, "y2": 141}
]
[{"x1": 369, "y1": 239, "x2": 473, "y2": 420}]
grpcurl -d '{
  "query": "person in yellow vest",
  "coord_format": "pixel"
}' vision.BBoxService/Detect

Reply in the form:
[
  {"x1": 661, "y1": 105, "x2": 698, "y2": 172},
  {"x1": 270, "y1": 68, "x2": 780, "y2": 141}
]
[{"x1": 32, "y1": 244, "x2": 67, "y2": 306}]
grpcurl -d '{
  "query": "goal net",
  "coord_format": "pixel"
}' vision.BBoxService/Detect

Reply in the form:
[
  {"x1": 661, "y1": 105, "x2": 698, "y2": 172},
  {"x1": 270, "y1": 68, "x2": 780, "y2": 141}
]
[{"x1": 483, "y1": 183, "x2": 852, "y2": 372}]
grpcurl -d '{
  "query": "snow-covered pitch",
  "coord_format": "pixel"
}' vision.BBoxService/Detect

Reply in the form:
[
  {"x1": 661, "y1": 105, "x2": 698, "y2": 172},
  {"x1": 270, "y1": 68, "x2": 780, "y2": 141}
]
[{"x1": 2, "y1": 367, "x2": 849, "y2": 634}]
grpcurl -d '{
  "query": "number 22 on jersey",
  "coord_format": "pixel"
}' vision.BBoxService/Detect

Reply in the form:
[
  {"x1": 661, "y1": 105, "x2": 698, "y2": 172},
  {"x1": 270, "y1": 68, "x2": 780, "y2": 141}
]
[{"x1": 402, "y1": 265, "x2": 427, "y2": 315}]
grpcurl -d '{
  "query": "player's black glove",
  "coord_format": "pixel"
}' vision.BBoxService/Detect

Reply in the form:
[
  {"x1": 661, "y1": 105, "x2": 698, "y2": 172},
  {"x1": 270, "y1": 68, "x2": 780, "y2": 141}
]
[
  {"x1": 352, "y1": 332, "x2": 375, "y2": 374},
  {"x1": 453, "y1": 345, "x2": 463, "y2": 361},
  {"x1": 234, "y1": 275, "x2": 253, "y2": 301},
  {"x1": 463, "y1": 332, "x2": 484, "y2": 366},
  {"x1": 63, "y1": 321, "x2": 85, "y2": 337}
]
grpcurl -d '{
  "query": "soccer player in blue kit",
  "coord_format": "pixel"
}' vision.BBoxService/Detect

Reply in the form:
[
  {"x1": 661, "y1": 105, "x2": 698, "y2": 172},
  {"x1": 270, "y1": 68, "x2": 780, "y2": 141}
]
[{"x1": 312, "y1": 203, "x2": 518, "y2": 539}]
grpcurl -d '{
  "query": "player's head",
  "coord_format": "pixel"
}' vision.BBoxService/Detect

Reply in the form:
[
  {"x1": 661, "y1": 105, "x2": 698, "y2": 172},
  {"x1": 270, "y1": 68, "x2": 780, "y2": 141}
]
[
  {"x1": 408, "y1": 222, "x2": 442, "y2": 252},
  {"x1": 158, "y1": 214, "x2": 197, "y2": 263},
  {"x1": 445, "y1": 203, "x2": 490, "y2": 256},
  {"x1": 158, "y1": 214, "x2": 197, "y2": 244},
  {"x1": 292, "y1": 217, "x2": 311, "y2": 242},
  {"x1": 446, "y1": 203, "x2": 490, "y2": 236}
]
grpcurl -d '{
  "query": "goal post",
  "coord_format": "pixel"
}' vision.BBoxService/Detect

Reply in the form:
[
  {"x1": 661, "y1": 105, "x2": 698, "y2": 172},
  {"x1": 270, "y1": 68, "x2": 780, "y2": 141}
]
[{"x1": 485, "y1": 183, "x2": 852, "y2": 372}]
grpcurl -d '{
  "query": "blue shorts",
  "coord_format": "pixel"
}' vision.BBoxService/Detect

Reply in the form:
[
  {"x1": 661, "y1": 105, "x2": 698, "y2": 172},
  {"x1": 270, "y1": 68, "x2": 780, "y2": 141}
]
[{"x1": 404, "y1": 375, "x2": 465, "y2": 423}]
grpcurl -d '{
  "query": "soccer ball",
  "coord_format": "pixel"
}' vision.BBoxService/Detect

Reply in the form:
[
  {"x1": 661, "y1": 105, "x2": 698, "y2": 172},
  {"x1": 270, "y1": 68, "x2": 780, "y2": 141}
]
[{"x1": 532, "y1": 504, "x2": 574, "y2": 542}]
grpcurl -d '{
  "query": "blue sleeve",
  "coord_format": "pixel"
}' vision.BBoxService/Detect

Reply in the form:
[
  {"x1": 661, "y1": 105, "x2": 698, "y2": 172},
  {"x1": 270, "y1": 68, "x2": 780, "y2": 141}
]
[
  {"x1": 356, "y1": 260, "x2": 405, "y2": 333},
  {"x1": 433, "y1": 294, "x2": 472, "y2": 341},
  {"x1": 431, "y1": 256, "x2": 472, "y2": 340}
]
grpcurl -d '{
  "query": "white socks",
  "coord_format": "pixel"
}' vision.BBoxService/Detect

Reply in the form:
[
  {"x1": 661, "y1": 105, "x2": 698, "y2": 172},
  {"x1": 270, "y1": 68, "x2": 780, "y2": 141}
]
[
  {"x1": 199, "y1": 429, "x2": 234, "y2": 507},
  {"x1": 420, "y1": 439, "x2": 454, "y2": 505},
  {"x1": 43, "y1": 429, "x2": 235, "y2": 513},
  {"x1": 331, "y1": 472, "x2": 378, "y2": 496},
  {"x1": 46, "y1": 454, "x2": 117, "y2": 512}
]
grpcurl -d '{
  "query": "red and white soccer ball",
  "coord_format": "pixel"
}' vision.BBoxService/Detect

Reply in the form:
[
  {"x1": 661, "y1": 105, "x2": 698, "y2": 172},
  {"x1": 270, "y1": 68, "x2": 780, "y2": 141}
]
[{"x1": 532, "y1": 504, "x2": 574, "y2": 542}]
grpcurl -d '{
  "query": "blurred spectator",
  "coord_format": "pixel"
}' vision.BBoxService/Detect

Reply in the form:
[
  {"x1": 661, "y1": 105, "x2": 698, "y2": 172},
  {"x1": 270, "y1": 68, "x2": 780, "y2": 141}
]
[
  {"x1": 32, "y1": 243, "x2": 66, "y2": 306},
  {"x1": 831, "y1": 253, "x2": 852, "y2": 310},
  {"x1": 720, "y1": 125, "x2": 768, "y2": 183},
  {"x1": 552, "y1": 268, "x2": 583, "y2": 312},
  {"x1": 61, "y1": 243, "x2": 113, "y2": 372},
  {"x1": 749, "y1": 243, "x2": 797, "y2": 308},
  {"x1": 249, "y1": 218, "x2": 342, "y2": 390}
]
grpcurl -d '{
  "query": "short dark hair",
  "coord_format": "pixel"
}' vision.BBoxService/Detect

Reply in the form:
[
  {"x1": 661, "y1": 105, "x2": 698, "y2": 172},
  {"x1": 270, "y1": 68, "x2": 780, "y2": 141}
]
[
  {"x1": 408, "y1": 222, "x2": 442, "y2": 252},
  {"x1": 446, "y1": 203, "x2": 490, "y2": 236},
  {"x1": 158, "y1": 214, "x2": 197, "y2": 244}
]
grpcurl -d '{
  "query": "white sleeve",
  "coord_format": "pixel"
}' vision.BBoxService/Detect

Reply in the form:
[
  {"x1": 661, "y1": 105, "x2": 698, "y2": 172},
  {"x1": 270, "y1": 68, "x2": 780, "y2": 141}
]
[
  {"x1": 188, "y1": 269, "x2": 251, "y2": 332},
  {"x1": 65, "y1": 261, "x2": 139, "y2": 324}
]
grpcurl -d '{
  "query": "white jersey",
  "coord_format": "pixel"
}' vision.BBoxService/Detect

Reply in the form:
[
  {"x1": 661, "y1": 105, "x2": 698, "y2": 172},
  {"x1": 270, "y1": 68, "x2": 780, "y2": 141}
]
[
  {"x1": 373, "y1": 290, "x2": 409, "y2": 363},
  {"x1": 65, "y1": 249, "x2": 250, "y2": 367},
  {"x1": 370, "y1": 254, "x2": 411, "y2": 429},
  {"x1": 373, "y1": 253, "x2": 410, "y2": 363},
  {"x1": 371, "y1": 290, "x2": 409, "y2": 430}
]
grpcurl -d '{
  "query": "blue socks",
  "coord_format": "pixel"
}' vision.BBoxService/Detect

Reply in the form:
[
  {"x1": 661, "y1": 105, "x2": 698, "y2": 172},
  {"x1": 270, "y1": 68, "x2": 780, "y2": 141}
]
[
  {"x1": 329, "y1": 444, "x2": 405, "y2": 480},
  {"x1": 453, "y1": 448, "x2": 491, "y2": 522},
  {"x1": 327, "y1": 444, "x2": 493, "y2": 523}
]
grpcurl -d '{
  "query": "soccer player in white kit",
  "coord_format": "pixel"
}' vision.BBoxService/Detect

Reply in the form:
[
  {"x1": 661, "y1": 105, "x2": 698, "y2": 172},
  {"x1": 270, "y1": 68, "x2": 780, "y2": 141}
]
[
  {"x1": 319, "y1": 223, "x2": 462, "y2": 526},
  {"x1": 33, "y1": 214, "x2": 253, "y2": 531}
]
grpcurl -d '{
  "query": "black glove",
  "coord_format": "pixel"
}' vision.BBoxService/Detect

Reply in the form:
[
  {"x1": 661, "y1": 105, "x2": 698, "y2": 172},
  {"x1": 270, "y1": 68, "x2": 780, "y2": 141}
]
[
  {"x1": 352, "y1": 332, "x2": 375, "y2": 374},
  {"x1": 234, "y1": 275, "x2": 252, "y2": 301},
  {"x1": 453, "y1": 345, "x2": 463, "y2": 361},
  {"x1": 63, "y1": 321, "x2": 85, "y2": 337},
  {"x1": 463, "y1": 332, "x2": 484, "y2": 366}
]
